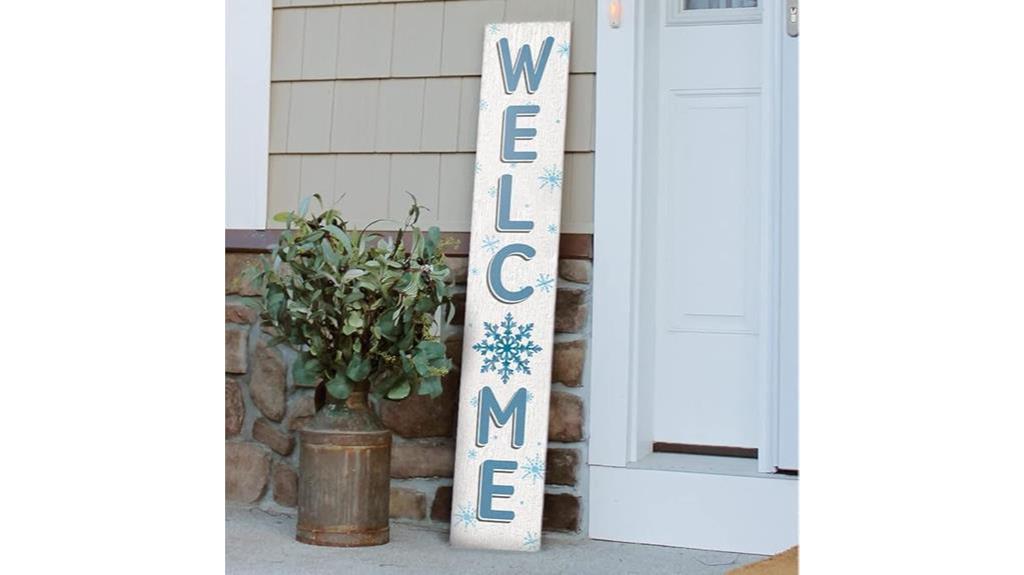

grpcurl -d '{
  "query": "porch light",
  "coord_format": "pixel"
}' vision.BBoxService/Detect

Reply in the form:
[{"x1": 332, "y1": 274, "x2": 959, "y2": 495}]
[{"x1": 609, "y1": 0, "x2": 622, "y2": 28}]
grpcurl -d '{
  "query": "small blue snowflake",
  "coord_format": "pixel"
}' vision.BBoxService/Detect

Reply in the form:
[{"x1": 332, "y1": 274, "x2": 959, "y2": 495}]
[
  {"x1": 473, "y1": 313, "x2": 543, "y2": 384},
  {"x1": 488, "y1": 23, "x2": 501, "y2": 35},
  {"x1": 538, "y1": 165, "x2": 562, "y2": 191},
  {"x1": 479, "y1": 99, "x2": 489, "y2": 111},
  {"x1": 470, "y1": 267, "x2": 480, "y2": 276},
  {"x1": 487, "y1": 185, "x2": 497, "y2": 197},
  {"x1": 455, "y1": 502, "x2": 477, "y2": 528},
  {"x1": 527, "y1": 390, "x2": 535, "y2": 402},
  {"x1": 523, "y1": 531, "x2": 540, "y2": 549},
  {"x1": 469, "y1": 395, "x2": 479, "y2": 407},
  {"x1": 475, "y1": 161, "x2": 482, "y2": 174},
  {"x1": 521, "y1": 454, "x2": 546, "y2": 483},
  {"x1": 557, "y1": 41, "x2": 570, "y2": 58},
  {"x1": 467, "y1": 449, "x2": 478, "y2": 461},
  {"x1": 482, "y1": 235, "x2": 500, "y2": 253},
  {"x1": 536, "y1": 273, "x2": 554, "y2": 293},
  {"x1": 547, "y1": 223, "x2": 559, "y2": 234}
]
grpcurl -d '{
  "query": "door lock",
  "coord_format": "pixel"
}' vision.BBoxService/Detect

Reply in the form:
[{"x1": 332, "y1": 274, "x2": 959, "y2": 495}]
[{"x1": 786, "y1": 0, "x2": 799, "y2": 37}]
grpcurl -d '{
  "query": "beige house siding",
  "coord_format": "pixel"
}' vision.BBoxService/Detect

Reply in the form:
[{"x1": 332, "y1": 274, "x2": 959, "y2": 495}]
[{"x1": 267, "y1": 0, "x2": 597, "y2": 232}]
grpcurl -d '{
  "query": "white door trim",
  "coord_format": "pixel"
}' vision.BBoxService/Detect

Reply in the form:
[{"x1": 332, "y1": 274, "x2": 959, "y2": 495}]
[
  {"x1": 226, "y1": 0, "x2": 272, "y2": 229},
  {"x1": 589, "y1": 0, "x2": 796, "y2": 552}
]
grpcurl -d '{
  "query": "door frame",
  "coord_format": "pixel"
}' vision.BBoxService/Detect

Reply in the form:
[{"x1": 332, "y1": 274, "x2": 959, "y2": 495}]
[{"x1": 589, "y1": 0, "x2": 796, "y2": 553}]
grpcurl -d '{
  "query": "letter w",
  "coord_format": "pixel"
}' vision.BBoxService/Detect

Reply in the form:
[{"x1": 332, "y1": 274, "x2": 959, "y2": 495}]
[
  {"x1": 497, "y1": 36, "x2": 555, "y2": 94},
  {"x1": 477, "y1": 386, "x2": 528, "y2": 448}
]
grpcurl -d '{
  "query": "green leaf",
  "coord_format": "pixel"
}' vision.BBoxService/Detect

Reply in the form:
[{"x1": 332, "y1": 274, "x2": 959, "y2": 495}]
[
  {"x1": 346, "y1": 310, "x2": 364, "y2": 328},
  {"x1": 298, "y1": 195, "x2": 312, "y2": 217},
  {"x1": 272, "y1": 211, "x2": 291, "y2": 223},
  {"x1": 292, "y1": 355, "x2": 318, "y2": 387},
  {"x1": 322, "y1": 238, "x2": 339, "y2": 267},
  {"x1": 324, "y1": 225, "x2": 352, "y2": 251},
  {"x1": 386, "y1": 381, "x2": 411, "y2": 400},
  {"x1": 342, "y1": 268, "x2": 367, "y2": 283},
  {"x1": 418, "y1": 376, "x2": 442, "y2": 398},
  {"x1": 326, "y1": 372, "x2": 351, "y2": 399},
  {"x1": 346, "y1": 353, "x2": 372, "y2": 382},
  {"x1": 417, "y1": 340, "x2": 446, "y2": 359}
]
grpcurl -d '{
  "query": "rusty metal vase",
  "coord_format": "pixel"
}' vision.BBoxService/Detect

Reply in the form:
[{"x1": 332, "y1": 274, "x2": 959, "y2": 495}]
[{"x1": 296, "y1": 388, "x2": 391, "y2": 547}]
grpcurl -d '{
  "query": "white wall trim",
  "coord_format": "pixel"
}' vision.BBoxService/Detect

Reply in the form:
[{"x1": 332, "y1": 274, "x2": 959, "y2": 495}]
[
  {"x1": 226, "y1": 0, "x2": 272, "y2": 230},
  {"x1": 590, "y1": 0, "x2": 640, "y2": 467}
]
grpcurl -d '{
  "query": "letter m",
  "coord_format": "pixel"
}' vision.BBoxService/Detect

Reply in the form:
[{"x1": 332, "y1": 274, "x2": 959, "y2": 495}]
[
  {"x1": 477, "y1": 386, "x2": 528, "y2": 448},
  {"x1": 497, "y1": 36, "x2": 555, "y2": 94}
]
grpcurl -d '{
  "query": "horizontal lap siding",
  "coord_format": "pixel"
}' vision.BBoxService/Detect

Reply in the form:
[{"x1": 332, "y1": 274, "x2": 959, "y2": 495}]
[{"x1": 267, "y1": 0, "x2": 597, "y2": 233}]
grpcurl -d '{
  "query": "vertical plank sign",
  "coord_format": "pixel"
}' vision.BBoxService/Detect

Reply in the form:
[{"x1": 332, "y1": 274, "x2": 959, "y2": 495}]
[{"x1": 450, "y1": 21, "x2": 571, "y2": 552}]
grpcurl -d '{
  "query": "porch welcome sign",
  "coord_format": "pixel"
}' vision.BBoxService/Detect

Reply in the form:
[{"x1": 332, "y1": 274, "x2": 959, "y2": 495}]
[{"x1": 450, "y1": 22, "x2": 571, "y2": 552}]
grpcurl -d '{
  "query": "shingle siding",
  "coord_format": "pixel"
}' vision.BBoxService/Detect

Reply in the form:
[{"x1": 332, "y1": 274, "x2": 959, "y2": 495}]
[{"x1": 267, "y1": 0, "x2": 597, "y2": 233}]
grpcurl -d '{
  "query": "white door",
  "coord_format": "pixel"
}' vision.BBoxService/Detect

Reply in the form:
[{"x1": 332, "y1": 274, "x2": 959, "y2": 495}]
[
  {"x1": 588, "y1": 0, "x2": 798, "y2": 553},
  {"x1": 646, "y1": 0, "x2": 767, "y2": 452}
]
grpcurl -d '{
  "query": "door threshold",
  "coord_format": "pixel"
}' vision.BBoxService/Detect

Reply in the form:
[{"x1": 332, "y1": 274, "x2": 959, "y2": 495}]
[
  {"x1": 590, "y1": 463, "x2": 798, "y2": 554},
  {"x1": 625, "y1": 452, "x2": 797, "y2": 480}
]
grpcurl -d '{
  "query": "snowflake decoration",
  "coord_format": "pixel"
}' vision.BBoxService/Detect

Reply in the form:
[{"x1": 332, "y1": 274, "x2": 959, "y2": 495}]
[
  {"x1": 527, "y1": 390, "x2": 535, "y2": 402},
  {"x1": 538, "y1": 165, "x2": 562, "y2": 191},
  {"x1": 467, "y1": 449, "x2": 478, "y2": 461},
  {"x1": 473, "y1": 312, "x2": 543, "y2": 384},
  {"x1": 521, "y1": 454, "x2": 546, "y2": 483},
  {"x1": 482, "y1": 235, "x2": 500, "y2": 253},
  {"x1": 557, "y1": 41, "x2": 571, "y2": 58},
  {"x1": 547, "y1": 223, "x2": 559, "y2": 234},
  {"x1": 454, "y1": 502, "x2": 477, "y2": 528},
  {"x1": 479, "y1": 99, "x2": 489, "y2": 111},
  {"x1": 469, "y1": 395, "x2": 479, "y2": 407},
  {"x1": 536, "y1": 273, "x2": 554, "y2": 293},
  {"x1": 488, "y1": 23, "x2": 501, "y2": 35},
  {"x1": 487, "y1": 185, "x2": 497, "y2": 197},
  {"x1": 523, "y1": 531, "x2": 540, "y2": 550},
  {"x1": 470, "y1": 267, "x2": 480, "y2": 276},
  {"x1": 475, "y1": 161, "x2": 482, "y2": 174}
]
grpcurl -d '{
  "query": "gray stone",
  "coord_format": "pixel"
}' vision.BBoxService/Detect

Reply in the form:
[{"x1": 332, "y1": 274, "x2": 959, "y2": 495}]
[
  {"x1": 250, "y1": 342, "x2": 287, "y2": 421},
  {"x1": 226, "y1": 442, "x2": 270, "y2": 503},
  {"x1": 226, "y1": 378, "x2": 245, "y2": 437}
]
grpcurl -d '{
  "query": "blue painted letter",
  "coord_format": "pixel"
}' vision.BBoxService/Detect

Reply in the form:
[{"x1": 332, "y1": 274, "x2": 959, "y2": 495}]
[
  {"x1": 477, "y1": 386, "x2": 528, "y2": 448},
  {"x1": 497, "y1": 36, "x2": 554, "y2": 94},
  {"x1": 501, "y1": 105, "x2": 540, "y2": 163},
  {"x1": 478, "y1": 459, "x2": 517, "y2": 523},
  {"x1": 495, "y1": 174, "x2": 534, "y2": 232},
  {"x1": 487, "y1": 243, "x2": 536, "y2": 304}
]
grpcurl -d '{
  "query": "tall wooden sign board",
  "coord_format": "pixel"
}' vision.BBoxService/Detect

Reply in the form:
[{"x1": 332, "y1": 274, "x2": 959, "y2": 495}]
[{"x1": 449, "y1": 21, "x2": 571, "y2": 552}]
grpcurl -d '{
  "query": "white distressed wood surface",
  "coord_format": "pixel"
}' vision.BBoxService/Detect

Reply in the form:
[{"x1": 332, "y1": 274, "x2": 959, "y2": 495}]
[{"x1": 450, "y1": 21, "x2": 571, "y2": 552}]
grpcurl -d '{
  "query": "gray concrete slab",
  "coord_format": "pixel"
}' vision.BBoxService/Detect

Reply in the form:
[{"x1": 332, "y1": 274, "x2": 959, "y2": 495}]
[{"x1": 226, "y1": 505, "x2": 765, "y2": 574}]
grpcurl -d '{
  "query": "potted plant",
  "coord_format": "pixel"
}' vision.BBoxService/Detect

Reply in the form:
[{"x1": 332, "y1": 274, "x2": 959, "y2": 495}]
[{"x1": 248, "y1": 195, "x2": 455, "y2": 547}]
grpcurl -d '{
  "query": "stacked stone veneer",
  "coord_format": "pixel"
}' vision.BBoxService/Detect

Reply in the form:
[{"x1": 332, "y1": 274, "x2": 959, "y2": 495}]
[{"x1": 226, "y1": 251, "x2": 591, "y2": 534}]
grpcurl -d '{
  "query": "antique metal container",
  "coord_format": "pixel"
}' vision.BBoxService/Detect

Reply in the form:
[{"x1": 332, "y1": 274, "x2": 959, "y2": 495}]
[{"x1": 296, "y1": 389, "x2": 391, "y2": 547}]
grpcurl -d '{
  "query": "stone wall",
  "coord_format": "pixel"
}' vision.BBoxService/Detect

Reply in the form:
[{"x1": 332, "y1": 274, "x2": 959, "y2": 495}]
[{"x1": 226, "y1": 251, "x2": 591, "y2": 534}]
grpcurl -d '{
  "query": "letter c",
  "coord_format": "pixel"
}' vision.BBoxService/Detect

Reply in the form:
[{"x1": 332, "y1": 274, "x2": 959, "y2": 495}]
[{"x1": 487, "y1": 243, "x2": 535, "y2": 304}]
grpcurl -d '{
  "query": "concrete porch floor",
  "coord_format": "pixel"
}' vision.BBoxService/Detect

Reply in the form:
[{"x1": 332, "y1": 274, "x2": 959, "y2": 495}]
[{"x1": 226, "y1": 505, "x2": 765, "y2": 574}]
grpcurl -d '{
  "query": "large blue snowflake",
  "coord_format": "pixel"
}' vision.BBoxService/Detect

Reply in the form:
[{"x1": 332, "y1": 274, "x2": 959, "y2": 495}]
[{"x1": 473, "y1": 312, "x2": 543, "y2": 384}]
